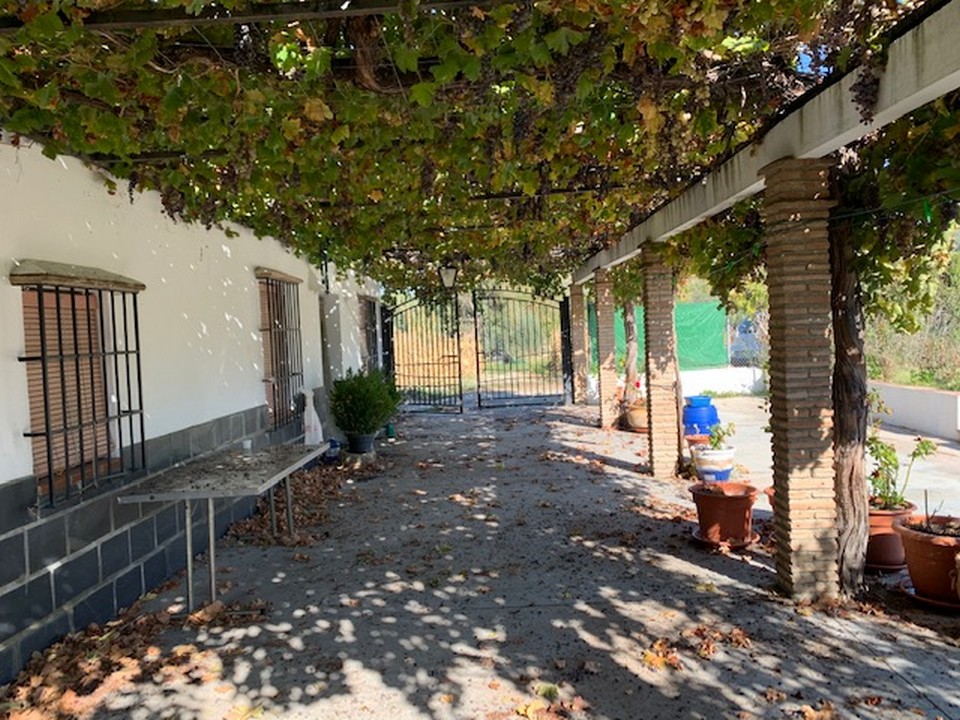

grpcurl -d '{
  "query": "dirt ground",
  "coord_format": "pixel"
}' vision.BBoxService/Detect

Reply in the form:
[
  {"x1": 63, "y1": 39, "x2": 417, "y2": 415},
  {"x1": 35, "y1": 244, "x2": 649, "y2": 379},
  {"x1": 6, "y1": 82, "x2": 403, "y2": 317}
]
[{"x1": 2, "y1": 404, "x2": 959, "y2": 720}]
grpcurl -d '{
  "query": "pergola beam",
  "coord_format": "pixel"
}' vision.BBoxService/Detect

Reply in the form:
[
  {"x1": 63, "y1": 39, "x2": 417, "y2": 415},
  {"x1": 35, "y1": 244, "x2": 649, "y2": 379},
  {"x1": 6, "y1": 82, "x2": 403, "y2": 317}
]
[
  {"x1": 0, "y1": 0, "x2": 497, "y2": 35},
  {"x1": 572, "y1": 0, "x2": 960, "y2": 283}
]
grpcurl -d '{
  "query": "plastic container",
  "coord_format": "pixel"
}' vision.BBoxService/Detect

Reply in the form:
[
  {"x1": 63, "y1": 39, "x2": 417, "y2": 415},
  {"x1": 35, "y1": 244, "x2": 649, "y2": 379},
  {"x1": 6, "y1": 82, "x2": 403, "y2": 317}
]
[
  {"x1": 323, "y1": 438, "x2": 341, "y2": 464},
  {"x1": 683, "y1": 396, "x2": 719, "y2": 436}
]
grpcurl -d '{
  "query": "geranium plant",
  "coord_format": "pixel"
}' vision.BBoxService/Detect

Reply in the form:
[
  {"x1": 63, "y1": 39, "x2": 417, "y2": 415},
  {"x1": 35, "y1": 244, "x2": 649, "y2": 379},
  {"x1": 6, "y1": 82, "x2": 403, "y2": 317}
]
[{"x1": 866, "y1": 434, "x2": 937, "y2": 510}]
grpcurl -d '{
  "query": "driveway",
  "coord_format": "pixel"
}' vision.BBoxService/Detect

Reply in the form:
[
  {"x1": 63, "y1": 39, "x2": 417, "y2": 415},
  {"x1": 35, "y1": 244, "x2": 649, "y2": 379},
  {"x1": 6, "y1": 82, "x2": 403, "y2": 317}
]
[
  {"x1": 3, "y1": 403, "x2": 958, "y2": 720},
  {"x1": 713, "y1": 395, "x2": 960, "y2": 516}
]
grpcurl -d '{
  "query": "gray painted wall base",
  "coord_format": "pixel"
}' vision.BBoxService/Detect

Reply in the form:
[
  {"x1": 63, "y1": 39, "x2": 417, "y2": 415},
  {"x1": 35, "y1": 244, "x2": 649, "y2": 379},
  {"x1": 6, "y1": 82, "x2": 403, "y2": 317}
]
[{"x1": 0, "y1": 404, "x2": 301, "y2": 686}]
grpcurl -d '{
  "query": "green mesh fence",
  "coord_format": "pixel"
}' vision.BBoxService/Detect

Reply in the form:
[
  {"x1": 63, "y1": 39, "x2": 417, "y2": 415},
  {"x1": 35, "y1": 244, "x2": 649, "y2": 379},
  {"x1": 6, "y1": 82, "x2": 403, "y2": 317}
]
[{"x1": 587, "y1": 301, "x2": 729, "y2": 371}]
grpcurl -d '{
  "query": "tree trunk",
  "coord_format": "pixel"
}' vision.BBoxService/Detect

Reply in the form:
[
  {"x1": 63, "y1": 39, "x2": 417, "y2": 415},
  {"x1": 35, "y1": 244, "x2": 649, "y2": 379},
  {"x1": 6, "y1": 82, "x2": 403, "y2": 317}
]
[
  {"x1": 830, "y1": 218, "x2": 870, "y2": 595},
  {"x1": 623, "y1": 300, "x2": 639, "y2": 405}
]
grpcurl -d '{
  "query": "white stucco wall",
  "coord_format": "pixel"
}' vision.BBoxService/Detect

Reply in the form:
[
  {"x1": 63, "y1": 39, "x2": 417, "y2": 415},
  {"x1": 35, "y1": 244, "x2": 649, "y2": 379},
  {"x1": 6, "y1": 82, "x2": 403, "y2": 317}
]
[
  {"x1": 0, "y1": 140, "x2": 375, "y2": 483},
  {"x1": 871, "y1": 381, "x2": 960, "y2": 442}
]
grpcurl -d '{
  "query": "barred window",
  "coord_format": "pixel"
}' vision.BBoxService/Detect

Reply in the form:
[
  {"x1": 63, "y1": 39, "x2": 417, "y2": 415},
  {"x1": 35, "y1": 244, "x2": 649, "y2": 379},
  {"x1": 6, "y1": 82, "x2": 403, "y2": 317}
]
[
  {"x1": 256, "y1": 268, "x2": 304, "y2": 429},
  {"x1": 12, "y1": 260, "x2": 146, "y2": 506},
  {"x1": 359, "y1": 297, "x2": 381, "y2": 372}
]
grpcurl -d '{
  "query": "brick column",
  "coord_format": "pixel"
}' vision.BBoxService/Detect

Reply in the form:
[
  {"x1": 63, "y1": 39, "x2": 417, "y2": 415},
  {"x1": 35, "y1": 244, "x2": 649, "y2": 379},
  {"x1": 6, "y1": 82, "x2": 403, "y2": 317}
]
[
  {"x1": 594, "y1": 269, "x2": 619, "y2": 428},
  {"x1": 761, "y1": 157, "x2": 838, "y2": 600},
  {"x1": 642, "y1": 246, "x2": 681, "y2": 478},
  {"x1": 569, "y1": 283, "x2": 589, "y2": 404}
]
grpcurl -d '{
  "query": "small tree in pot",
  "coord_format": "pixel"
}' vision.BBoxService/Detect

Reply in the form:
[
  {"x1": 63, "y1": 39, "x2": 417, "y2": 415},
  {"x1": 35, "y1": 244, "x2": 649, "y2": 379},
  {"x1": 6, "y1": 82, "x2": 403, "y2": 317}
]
[
  {"x1": 691, "y1": 422, "x2": 736, "y2": 482},
  {"x1": 329, "y1": 369, "x2": 402, "y2": 453},
  {"x1": 864, "y1": 434, "x2": 936, "y2": 571}
]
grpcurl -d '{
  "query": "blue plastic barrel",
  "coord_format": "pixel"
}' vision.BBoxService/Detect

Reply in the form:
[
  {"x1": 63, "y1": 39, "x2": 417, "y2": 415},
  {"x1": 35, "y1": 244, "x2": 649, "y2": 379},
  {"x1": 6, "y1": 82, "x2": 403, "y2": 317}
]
[{"x1": 683, "y1": 396, "x2": 719, "y2": 435}]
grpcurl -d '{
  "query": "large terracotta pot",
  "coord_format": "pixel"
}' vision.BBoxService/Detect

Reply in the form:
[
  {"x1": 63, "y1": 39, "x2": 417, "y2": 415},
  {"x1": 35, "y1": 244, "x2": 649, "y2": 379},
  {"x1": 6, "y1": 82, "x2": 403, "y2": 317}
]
[
  {"x1": 866, "y1": 503, "x2": 916, "y2": 572},
  {"x1": 892, "y1": 514, "x2": 960, "y2": 605},
  {"x1": 620, "y1": 400, "x2": 648, "y2": 432},
  {"x1": 689, "y1": 482, "x2": 758, "y2": 547}
]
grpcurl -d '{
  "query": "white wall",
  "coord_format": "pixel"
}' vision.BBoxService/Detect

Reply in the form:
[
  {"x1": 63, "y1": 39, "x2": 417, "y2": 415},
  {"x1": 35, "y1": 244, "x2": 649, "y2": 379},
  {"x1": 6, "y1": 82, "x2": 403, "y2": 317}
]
[
  {"x1": 586, "y1": 366, "x2": 766, "y2": 404},
  {"x1": 871, "y1": 381, "x2": 960, "y2": 442},
  {"x1": 0, "y1": 141, "x2": 372, "y2": 483},
  {"x1": 679, "y1": 367, "x2": 766, "y2": 397}
]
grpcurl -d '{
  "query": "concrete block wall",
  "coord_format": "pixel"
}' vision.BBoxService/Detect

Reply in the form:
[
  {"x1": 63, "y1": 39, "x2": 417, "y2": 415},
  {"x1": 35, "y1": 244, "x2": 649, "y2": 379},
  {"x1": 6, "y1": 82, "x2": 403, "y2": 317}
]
[{"x1": 0, "y1": 404, "x2": 285, "y2": 685}]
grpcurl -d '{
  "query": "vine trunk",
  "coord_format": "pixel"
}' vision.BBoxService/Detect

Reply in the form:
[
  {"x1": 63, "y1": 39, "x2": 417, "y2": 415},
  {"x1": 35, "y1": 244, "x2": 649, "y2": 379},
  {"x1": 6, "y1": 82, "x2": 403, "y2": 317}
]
[
  {"x1": 830, "y1": 218, "x2": 870, "y2": 594},
  {"x1": 623, "y1": 300, "x2": 640, "y2": 405}
]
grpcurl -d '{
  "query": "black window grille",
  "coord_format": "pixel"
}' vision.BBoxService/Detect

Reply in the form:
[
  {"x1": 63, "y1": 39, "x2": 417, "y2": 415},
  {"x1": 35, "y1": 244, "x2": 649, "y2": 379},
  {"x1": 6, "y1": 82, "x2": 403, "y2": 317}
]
[
  {"x1": 258, "y1": 275, "x2": 304, "y2": 429},
  {"x1": 18, "y1": 285, "x2": 146, "y2": 506},
  {"x1": 360, "y1": 297, "x2": 381, "y2": 372}
]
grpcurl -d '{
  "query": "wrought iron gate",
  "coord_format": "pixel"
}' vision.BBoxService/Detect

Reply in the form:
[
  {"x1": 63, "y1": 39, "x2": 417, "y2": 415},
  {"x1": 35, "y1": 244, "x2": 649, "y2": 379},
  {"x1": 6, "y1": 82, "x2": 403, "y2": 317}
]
[
  {"x1": 472, "y1": 289, "x2": 568, "y2": 408},
  {"x1": 383, "y1": 296, "x2": 463, "y2": 412}
]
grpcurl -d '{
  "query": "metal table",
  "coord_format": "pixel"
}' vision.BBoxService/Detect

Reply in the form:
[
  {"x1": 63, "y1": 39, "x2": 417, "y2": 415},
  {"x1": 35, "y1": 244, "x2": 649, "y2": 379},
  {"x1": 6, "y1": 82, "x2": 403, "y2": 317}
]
[{"x1": 118, "y1": 443, "x2": 328, "y2": 608}]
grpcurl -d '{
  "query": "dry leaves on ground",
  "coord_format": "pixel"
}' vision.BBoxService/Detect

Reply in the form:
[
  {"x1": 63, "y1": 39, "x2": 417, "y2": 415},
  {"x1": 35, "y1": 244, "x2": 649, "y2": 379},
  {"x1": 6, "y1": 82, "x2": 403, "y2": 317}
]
[
  {"x1": 224, "y1": 461, "x2": 376, "y2": 546},
  {"x1": 681, "y1": 625, "x2": 752, "y2": 660},
  {"x1": 0, "y1": 594, "x2": 260, "y2": 720},
  {"x1": 628, "y1": 498, "x2": 697, "y2": 524},
  {"x1": 642, "y1": 638, "x2": 683, "y2": 671}
]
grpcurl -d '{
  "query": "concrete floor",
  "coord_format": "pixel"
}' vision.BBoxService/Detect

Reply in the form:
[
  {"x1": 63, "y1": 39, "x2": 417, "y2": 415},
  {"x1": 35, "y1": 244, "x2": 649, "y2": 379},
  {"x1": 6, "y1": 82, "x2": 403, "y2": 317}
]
[{"x1": 31, "y1": 401, "x2": 956, "y2": 720}]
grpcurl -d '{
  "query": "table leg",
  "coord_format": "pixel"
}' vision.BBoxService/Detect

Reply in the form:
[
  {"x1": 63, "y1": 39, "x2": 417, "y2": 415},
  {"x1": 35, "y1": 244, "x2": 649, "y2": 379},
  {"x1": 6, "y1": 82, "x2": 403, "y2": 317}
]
[
  {"x1": 269, "y1": 488, "x2": 277, "y2": 535},
  {"x1": 184, "y1": 500, "x2": 194, "y2": 610},
  {"x1": 207, "y1": 498, "x2": 216, "y2": 603},
  {"x1": 285, "y1": 475, "x2": 294, "y2": 533}
]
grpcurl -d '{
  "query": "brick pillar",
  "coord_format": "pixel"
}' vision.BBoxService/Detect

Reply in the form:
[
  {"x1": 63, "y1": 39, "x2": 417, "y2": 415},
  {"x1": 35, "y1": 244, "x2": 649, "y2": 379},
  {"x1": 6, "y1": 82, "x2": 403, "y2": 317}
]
[
  {"x1": 569, "y1": 283, "x2": 589, "y2": 404},
  {"x1": 594, "y1": 269, "x2": 619, "y2": 428},
  {"x1": 761, "y1": 157, "x2": 838, "y2": 600},
  {"x1": 642, "y1": 246, "x2": 680, "y2": 478}
]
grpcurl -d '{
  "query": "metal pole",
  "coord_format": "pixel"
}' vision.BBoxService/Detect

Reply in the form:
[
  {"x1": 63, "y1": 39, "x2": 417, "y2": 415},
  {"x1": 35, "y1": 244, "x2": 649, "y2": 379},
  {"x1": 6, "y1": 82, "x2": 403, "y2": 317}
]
[
  {"x1": 269, "y1": 488, "x2": 277, "y2": 534},
  {"x1": 285, "y1": 475, "x2": 294, "y2": 533},
  {"x1": 184, "y1": 500, "x2": 194, "y2": 609},
  {"x1": 207, "y1": 498, "x2": 216, "y2": 603}
]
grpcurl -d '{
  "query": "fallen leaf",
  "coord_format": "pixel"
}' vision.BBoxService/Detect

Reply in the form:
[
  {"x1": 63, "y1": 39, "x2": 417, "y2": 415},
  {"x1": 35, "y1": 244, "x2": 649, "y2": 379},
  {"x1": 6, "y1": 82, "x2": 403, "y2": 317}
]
[
  {"x1": 764, "y1": 687, "x2": 787, "y2": 703},
  {"x1": 800, "y1": 700, "x2": 836, "y2": 720},
  {"x1": 223, "y1": 705, "x2": 265, "y2": 720}
]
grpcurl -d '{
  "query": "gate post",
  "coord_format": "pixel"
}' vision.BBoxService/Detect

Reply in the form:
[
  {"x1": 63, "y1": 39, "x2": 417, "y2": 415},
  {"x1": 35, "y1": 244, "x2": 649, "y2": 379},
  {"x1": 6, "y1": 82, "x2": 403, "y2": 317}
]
[
  {"x1": 761, "y1": 157, "x2": 838, "y2": 600},
  {"x1": 381, "y1": 305, "x2": 395, "y2": 380},
  {"x1": 568, "y1": 283, "x2": 589, "y2": 404},
  {"x1": 594, "y1": 269, "x2": 619, "y2": 428},
  {"x1": 641, "y1": 246, "x2": 681, "y2": 478}
]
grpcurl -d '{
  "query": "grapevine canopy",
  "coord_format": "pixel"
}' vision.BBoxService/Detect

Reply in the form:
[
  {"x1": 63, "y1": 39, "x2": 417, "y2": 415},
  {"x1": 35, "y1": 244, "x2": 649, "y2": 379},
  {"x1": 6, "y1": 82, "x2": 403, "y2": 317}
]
[{"x1": 0, "y1": 0, "x2": 924, "y2": 294}]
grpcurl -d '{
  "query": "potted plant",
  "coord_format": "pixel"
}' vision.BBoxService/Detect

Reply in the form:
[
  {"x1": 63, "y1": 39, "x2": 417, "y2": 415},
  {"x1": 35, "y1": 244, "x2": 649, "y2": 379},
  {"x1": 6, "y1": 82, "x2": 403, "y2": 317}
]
[
  {"x1": 329, "y1": 368, "x2": 401, "y2": 453},
  {"x1": 865, "y1": 434, "x2": 937, "y2": 571},
  {"x1": 893, "y1": 507, "x2": 960, "y2": 607},
  {"x1": 689, "y1": 481, "x2": 759, "y2": 548},
  {"x1": 691, "y1": 422, "x2": 736, "y2": 482},
  {"x1": 619, "y1": 379, "x2": 648, "y2": 432}
]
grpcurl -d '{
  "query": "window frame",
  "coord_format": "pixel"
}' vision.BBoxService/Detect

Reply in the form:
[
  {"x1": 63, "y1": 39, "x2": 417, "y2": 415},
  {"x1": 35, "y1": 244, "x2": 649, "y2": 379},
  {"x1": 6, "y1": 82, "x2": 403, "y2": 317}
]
[
  {"x1": 255, "y1": 268, "x2": 305, "y2": 430},
  {"x1": 11, "y1": 260, "x2": 147, "y2": 507}
]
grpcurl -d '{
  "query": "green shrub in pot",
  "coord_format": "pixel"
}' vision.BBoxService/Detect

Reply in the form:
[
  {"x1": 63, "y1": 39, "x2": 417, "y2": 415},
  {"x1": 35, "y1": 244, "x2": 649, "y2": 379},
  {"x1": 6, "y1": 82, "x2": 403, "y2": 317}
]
[{"x1": 329, "y1": 369, "x2": 402, "y2": 442}]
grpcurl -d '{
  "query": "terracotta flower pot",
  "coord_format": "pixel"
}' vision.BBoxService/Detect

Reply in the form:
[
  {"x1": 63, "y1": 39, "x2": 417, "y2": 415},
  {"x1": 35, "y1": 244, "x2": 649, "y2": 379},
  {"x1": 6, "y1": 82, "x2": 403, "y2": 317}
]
[
  {"x1": 620, "y1": 401, "x2": 648, "y2": 432},
  {"x1": 689, "y1": 482, "x2": 758, "y2": 547},
  {"x1": 866, "y1": 503, "x2": 916, "y2": 572},
  {"x1": 893, "y1": 514, "x2": 960, "y2": 605},
  {"x1": 685, "y1": 434, "x2": 710, "y2": 450}
]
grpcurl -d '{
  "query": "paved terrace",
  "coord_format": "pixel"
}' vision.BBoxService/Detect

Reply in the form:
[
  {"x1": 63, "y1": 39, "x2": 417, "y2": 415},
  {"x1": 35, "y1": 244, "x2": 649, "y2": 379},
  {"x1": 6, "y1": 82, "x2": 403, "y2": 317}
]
[{"x1": 4, "y1": 402, "x2": 959, "y2": 719}]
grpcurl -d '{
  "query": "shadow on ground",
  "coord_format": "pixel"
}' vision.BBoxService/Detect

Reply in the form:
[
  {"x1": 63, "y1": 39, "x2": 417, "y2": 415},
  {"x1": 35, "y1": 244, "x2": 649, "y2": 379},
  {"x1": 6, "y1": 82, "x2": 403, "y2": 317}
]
[{"x1": 13, "y1": 405, "x2": 960, "y2": 720}]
